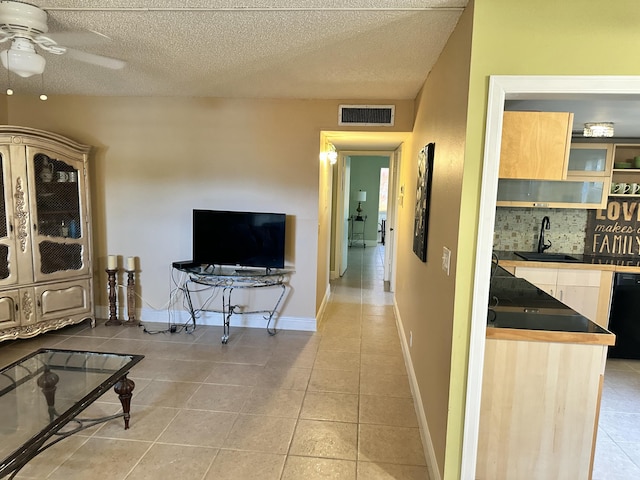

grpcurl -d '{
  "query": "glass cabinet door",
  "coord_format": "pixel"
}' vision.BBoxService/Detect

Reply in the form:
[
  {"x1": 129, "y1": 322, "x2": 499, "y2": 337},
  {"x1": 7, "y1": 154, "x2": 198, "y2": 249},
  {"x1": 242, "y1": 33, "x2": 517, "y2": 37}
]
[
  {"x1": 568, "y1": 143, "x2": 613, "y2": 175},
  {"x1": 0, "y1": 147, "x2": 16, "y2": 286},
  {"x1": 30, "y1": 150, "x2": 87, "y2": 280}
]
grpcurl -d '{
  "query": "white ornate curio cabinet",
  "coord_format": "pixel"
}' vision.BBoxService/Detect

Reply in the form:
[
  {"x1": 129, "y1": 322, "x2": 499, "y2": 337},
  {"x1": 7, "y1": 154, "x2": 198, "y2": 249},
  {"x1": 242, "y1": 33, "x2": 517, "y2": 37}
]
[{"x1": 0, "y1": 126, "x2": 94, "y2": 341}]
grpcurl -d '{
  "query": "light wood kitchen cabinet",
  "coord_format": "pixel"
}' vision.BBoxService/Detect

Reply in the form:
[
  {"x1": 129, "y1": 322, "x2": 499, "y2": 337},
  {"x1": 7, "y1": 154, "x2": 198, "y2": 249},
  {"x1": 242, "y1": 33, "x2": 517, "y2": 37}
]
[
  {"x1": 499, "y1": 111, "x2": 573, "y2": 180},
  {"x1": 497, "y1": 141, "x2": 612, "y2": 209},
  {"x1": 568, "y1": 143, "x2": 614, "y2": 176},
  {"x1": 0, "y1": 126, "x2": 94, "y2": 341},
  {"x1": 514, "y1": 266, "x2": 612, "y2": 327},
  {"x1": 478, "y1": 338, "x2": 607, "y2": 480}
]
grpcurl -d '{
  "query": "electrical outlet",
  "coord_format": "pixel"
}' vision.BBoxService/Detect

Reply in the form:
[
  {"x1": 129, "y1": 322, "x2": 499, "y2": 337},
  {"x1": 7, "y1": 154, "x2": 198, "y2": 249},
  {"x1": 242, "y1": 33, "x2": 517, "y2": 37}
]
[
  {"x1": 442, "y1": 246, "x2": 451, "y2": 276},
  {"x1": 409, "y1": 331, "x2": 413, "y2": 348}
]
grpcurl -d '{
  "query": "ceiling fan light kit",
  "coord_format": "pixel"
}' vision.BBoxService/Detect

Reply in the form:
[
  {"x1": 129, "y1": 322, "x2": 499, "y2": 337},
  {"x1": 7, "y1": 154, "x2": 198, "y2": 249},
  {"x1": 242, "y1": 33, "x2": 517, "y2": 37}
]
[
  {"x1": 0, "y1": 0, "x2": 125, "y2": 80},
  {"x1": 0, "y1": 37, "x2": 45, "y2": 77}
]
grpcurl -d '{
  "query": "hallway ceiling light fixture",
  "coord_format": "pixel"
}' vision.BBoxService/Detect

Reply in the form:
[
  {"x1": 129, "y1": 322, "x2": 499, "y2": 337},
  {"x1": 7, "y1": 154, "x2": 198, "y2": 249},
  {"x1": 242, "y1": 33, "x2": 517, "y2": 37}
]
[
  {"x1": 583, "y1": 122, "x2": 614, "y2": 137},
  {"x1": 319, "y1": 143, "x2": 338, "y2": 164}
]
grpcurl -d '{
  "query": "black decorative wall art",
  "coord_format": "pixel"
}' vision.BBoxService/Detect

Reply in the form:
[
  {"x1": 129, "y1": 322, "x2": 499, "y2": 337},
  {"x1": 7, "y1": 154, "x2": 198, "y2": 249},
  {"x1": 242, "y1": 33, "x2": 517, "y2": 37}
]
[{"x1": 413, "y1": 143, "x2": 434, "y2": 262}]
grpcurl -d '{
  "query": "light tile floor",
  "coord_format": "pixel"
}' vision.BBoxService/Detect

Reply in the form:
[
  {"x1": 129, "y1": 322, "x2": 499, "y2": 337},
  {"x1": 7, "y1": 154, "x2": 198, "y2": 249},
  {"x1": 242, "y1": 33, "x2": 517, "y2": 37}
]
[
  {"x1": 0, "y1": 245, "x2": 429, "y2": 480},
  {"x1": 593, "y1": 358, "x2": 640, "y2": 479}
]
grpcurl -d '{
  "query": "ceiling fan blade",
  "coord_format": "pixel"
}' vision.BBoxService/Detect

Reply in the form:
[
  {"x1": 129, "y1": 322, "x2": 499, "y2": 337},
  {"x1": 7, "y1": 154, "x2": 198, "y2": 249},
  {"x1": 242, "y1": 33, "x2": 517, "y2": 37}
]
[
  {"x1": 64, "y1": 48, "x2": 126, "y2": 70},
  {"x1": 46, "y1": 30, "x2": 111, "y2": 48}
]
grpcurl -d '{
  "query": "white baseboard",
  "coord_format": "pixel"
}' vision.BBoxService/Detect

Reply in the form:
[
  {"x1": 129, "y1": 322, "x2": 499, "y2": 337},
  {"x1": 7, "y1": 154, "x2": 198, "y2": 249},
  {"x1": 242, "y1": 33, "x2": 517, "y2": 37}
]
[
  {"x1": 95, "y1": 305, "x2": 317, "y2": 332},
  {"x1": 394, "y1": 299, "x2": 442, "y2": 480}
]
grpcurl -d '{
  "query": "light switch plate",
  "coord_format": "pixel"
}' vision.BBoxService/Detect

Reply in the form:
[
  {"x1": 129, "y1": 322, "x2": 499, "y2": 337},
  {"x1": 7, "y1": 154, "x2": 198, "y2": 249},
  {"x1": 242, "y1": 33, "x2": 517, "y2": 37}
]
[{"x1": 442, "y1": 246, "x2": 451, "y2": 276}]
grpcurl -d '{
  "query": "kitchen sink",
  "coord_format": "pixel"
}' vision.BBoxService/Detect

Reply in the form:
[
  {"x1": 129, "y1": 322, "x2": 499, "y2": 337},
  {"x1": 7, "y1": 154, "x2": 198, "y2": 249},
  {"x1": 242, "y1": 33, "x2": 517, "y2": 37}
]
[{"x1": 514, "y1": 252, "x2": 580, "y2": 262}]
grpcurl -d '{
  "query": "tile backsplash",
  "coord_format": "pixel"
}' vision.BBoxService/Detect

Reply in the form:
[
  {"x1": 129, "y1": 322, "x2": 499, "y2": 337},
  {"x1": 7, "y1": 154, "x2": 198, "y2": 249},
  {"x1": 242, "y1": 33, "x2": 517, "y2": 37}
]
[{"x1": 493, "y1": 207, "x2": 588, "y2": 253}]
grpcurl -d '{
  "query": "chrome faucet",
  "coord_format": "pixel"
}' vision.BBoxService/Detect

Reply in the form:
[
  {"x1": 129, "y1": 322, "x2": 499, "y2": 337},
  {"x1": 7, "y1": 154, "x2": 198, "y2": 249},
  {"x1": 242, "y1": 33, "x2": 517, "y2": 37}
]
[{"x1": 537, "y1": 216, "x2": 552, "y2": 253}]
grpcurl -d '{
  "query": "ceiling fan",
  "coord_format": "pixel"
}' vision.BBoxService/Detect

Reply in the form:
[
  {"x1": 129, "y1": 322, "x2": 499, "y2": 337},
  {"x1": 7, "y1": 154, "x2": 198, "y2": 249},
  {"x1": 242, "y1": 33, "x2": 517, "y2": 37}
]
[{"x1": 0, "y1": 0, "x2": 125, "y2": 78}]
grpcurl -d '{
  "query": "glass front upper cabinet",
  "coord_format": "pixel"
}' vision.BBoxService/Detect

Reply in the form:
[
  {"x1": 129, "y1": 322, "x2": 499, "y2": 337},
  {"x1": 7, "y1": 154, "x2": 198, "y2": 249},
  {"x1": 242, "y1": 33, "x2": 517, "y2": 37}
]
[
  {"x1": 496, "y1": 142, "x2": 613, "y2": 208},
  {"x1": 567, "y1": 143, "x2": 614, "y2": 176}
]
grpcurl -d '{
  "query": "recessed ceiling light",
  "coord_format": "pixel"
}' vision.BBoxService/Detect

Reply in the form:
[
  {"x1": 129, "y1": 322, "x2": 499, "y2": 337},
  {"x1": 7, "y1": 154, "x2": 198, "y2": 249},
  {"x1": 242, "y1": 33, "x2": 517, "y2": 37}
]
[{"x1": 583, "y1": 122, "x2": 614, "y2": 137}]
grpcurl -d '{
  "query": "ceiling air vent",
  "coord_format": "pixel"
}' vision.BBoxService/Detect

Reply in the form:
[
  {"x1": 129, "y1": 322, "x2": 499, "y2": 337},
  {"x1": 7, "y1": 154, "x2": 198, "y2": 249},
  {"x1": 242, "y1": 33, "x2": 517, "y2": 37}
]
[{"x1": 338, "y1": 105, "x2": 395, "y2": 126}]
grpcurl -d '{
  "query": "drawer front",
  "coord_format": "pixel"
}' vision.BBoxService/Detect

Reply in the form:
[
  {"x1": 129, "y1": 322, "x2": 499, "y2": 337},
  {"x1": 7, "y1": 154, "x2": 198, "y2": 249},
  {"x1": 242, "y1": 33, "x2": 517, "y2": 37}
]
[
  {"x1": 36, "y1": 278, "x2": 92, "y2": 321},
  {"x1": 0, "y1": 291, "x2": 19, "y2": 328},
  {"x1": 514, "y1": 267, "x2": 558, "y2": 285},
  {"x1": 556, "y1": 269, "x2": 602, "y2": 287}
]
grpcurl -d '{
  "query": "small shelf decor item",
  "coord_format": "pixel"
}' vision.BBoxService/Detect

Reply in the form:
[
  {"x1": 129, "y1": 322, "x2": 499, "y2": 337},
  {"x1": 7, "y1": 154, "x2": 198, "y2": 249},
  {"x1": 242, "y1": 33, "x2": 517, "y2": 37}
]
[{"x1": 413, "y1": 143, "x2": 435, "y2": 262}]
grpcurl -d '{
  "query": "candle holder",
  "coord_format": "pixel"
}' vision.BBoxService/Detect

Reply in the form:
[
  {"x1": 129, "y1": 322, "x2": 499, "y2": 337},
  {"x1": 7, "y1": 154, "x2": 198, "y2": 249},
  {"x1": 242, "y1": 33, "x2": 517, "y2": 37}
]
[
  {"x1": 105, "y1": 268, "x2": 122, "y2": 326},
  {"x1": 124, "y1": 269, "x2": 140, "y2": 327}
]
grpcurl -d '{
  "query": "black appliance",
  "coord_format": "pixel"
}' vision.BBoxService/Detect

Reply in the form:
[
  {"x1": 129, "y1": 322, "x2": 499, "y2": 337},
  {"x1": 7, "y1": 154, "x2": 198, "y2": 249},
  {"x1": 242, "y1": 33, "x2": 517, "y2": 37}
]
[
  {"x1": 608, "y1": 273, "x2": 640, "y2": 359},
  {"x1": 192, "y1": 209, "x2": 286, "y2": 269}
]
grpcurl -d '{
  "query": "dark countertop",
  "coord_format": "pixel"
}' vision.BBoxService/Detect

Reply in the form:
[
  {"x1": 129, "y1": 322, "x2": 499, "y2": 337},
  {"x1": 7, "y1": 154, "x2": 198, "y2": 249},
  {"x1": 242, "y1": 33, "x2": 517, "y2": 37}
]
[
  {"x1": 494, "y1": 250, "x2": 640, "y2": 269},
  {"x1": 487, "y1": 264, "x2": 614, "y2": 343}
]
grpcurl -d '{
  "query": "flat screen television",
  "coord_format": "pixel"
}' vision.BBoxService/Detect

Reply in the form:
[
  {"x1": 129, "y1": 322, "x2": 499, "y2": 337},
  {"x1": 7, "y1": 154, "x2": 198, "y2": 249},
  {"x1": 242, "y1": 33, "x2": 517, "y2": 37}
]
[{"x1": 192, "y1": 209, "x2": 286, "y2": 269}]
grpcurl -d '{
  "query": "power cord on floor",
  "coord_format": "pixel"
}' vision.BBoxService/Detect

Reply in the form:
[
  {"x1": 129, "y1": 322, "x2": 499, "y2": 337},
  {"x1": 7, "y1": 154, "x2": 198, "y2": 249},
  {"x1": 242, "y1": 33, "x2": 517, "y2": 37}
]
[{"x1": 142, "y1": 267, "x2": 226, "y2": 335}]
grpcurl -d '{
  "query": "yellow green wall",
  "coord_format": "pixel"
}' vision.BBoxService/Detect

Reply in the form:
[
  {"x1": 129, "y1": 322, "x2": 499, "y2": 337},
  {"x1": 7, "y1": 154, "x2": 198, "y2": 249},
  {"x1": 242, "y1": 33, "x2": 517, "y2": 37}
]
[{"x1": 446, "y1": 0, "x2": 640, "y2": 477}]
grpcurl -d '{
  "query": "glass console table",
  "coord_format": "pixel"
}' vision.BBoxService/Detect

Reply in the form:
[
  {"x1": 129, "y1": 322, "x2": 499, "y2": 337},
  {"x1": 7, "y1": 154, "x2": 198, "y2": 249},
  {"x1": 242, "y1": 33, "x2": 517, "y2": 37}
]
[
  {"x1": 173, "y1": 265, "x2": 293, "y2": 344},
  {"x1": 0, "y1": 349, "x2": 144, "y2": 479}
]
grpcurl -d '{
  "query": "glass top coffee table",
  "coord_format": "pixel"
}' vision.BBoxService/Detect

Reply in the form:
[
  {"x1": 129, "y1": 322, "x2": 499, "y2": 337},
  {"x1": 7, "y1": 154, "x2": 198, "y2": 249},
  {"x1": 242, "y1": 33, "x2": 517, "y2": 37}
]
[{"x1": 0, "y1": 348, "x2": 144, "y2": 479}]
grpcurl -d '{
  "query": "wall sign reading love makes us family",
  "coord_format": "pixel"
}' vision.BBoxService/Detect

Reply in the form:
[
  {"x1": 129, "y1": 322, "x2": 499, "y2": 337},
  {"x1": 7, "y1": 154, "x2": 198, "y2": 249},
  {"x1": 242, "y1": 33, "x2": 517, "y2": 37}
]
[{"x1": 586, "y1": 199, "x2": 640, "y2": 256}]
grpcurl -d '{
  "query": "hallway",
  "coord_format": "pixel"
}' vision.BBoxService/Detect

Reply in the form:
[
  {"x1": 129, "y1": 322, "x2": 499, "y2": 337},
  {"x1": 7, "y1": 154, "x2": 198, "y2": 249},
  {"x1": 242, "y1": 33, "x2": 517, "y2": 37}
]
[
  {"x1": 322, "y1": 244, "x2": 428, "y2": 478},
  {"x1": 0, "y1": 244, "x2": 428, "y2": 479}
]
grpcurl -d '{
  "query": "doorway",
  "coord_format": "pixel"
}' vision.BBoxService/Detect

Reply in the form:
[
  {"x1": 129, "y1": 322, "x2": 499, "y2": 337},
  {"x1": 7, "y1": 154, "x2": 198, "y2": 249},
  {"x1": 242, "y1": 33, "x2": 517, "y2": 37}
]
[
  {"x1": 333, "y1": 149, "x2": 400, "y2": 291},
  {"x1": 462, "y1": 75, "x2": 640, "y2": 477}
]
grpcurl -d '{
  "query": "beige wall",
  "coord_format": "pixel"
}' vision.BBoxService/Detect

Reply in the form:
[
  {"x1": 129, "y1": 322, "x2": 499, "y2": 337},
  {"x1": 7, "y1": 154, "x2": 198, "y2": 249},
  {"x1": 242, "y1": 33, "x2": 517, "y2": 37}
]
[
  {"x1": 394, "y1": 4, "x2": 473, "y2": 477},
  {"x1": 6, "y1": 95, "x2": 413, "y2": 326},
  {"x1": 0, "y1": 97, "x2": 6, "y2": 123}
]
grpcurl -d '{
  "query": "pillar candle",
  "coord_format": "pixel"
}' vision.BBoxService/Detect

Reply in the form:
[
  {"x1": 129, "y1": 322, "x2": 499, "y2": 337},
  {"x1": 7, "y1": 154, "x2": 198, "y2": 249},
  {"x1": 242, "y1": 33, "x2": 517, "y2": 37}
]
[
  {"x1": 107, "y1": 255, "x2": 117, "y2": 270},
  {"x1": 127, "y1": 256, "x2": 135, "y2": 271}
]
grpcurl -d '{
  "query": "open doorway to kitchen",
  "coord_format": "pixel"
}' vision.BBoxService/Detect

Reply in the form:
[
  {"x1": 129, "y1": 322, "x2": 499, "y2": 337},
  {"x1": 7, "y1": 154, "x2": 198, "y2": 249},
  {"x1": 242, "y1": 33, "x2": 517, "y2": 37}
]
[{"x1": 462, "y1": 76, "x2": 640, "y2": 478}]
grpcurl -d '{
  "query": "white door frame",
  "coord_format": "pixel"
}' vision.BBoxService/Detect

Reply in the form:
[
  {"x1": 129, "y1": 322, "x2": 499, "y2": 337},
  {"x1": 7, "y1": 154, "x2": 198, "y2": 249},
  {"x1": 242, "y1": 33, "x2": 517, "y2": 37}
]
[
  {"x1": 334, "y1": 152, "x2": 351, "y2": 277},
  {"x1": 461, "y1": 75, "x2": 640, "y2": 479},
  {"x1": 384, "y1": 146, "x2": 402, "y2": 291},
  {"x1": 333, "y1": 150, "x2": 398, "y2": 281}
]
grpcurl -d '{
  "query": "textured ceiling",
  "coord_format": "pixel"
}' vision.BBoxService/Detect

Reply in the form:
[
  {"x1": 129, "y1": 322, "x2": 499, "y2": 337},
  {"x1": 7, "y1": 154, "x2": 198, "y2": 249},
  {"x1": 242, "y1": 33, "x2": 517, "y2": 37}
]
[{"x1": 0, "y1": 0, "x2": 467, "y2": 99}]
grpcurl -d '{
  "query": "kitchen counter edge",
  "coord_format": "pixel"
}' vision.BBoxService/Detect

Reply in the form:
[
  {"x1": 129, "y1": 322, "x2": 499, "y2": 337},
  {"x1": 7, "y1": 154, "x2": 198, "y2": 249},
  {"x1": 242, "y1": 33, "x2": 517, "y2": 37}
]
[
  {"x1": 495, "y1": 251, "x2": 640, "y2": 273},
  {"x1": 487, "y1": 262, "x2": 615, "y2": 346}
]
